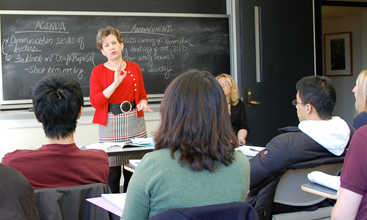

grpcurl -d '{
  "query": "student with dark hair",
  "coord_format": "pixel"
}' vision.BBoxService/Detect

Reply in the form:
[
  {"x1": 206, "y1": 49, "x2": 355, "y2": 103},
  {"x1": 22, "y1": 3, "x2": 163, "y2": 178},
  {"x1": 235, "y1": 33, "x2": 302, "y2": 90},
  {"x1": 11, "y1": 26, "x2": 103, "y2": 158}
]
[
  {"x1": 247, "y1": 76, "x2": 353, "y2": 219},
  {"x1": 121, "y1": 70, "x2": 250, "y2": 220},
  {"x1": 0, "y1": 164, "x2": 39, "y2": 220},
  {"x1": 2, "y1": 74, "x2": 109, "y2": 189}
]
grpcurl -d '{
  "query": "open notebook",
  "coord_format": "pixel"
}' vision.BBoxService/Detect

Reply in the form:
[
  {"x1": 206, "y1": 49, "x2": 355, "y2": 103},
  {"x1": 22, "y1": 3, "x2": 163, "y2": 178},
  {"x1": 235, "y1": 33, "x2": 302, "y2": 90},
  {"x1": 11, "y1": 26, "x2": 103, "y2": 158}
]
[
  {"x1": 82, "y1": 138, "x2": 155, "y2": 150},
  {"x1": 87, "y1": 193, "x2": 126, "y2": 217}
]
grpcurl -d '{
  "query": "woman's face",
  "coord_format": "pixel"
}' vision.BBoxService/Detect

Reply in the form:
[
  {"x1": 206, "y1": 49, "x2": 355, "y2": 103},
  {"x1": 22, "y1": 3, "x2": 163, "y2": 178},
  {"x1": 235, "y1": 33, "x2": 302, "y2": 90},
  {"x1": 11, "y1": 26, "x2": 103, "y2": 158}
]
[
  {"x1": 100, "y1": 34, "x2": 124, "y2": 61},
  {"x1": 352, "y1": 82, "x2": 357, "y2": 100},
  {"x1": 217, "y1": 76, "x2": 232, "y2": 97}
]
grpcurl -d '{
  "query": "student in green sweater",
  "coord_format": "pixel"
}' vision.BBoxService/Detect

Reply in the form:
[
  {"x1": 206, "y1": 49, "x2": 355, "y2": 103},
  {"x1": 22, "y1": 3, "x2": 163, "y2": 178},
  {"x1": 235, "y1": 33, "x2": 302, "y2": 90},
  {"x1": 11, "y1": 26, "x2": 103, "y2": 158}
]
[{"x1": 121, "y1": 70, "x2": 250, "y2": 220}]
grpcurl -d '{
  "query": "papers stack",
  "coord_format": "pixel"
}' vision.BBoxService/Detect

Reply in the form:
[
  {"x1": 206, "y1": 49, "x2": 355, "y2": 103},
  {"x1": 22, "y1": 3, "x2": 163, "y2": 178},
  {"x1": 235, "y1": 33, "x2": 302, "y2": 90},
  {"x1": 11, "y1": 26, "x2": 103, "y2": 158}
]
[
  {"x1": 101, "y1": 193, "x2": 126, "y2": 210},
  {"x1": 82, "y1": 138, "x2": 155, "y2": 150},
  {"x1": 131, "y1": 137, "x2": 155, "y2": 146},
  {"x1": 129, "y1": 159, "x2": 141, "y2": 168},
  {"x1": 83, "y1": 142, "x2": 123, "y2": 150},
  {"x1": 307, "y1": 171, "x2": 340, "y2": 191},
  {"x1": 86, "y1": 193, "x2": 126, "y2": 217}
]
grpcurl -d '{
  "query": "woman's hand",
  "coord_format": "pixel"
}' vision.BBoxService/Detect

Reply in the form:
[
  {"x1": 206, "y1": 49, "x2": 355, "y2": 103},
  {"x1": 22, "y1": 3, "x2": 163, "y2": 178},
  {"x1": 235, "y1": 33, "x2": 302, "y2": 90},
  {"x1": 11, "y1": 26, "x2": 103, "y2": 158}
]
[
  {"x1": 114, "y1": 62, "x2": 127, "y2": 85},
  {"x1": 239, "y1": 139, "x2": 246, "y2": 146},
  {"x1": 137, "y1": 100, "x2": 154, "y2": 112}
]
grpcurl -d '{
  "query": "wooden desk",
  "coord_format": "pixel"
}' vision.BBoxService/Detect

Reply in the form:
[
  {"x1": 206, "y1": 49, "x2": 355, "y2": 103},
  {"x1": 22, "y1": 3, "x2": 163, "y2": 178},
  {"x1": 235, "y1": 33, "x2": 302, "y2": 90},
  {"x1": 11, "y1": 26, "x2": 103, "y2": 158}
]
[
  {"x1": 104, "y1": 145, "x2": 154, "y2": 157},
  {"x1": 301, "y1": 183, "x2": 338, "y2": 200}
]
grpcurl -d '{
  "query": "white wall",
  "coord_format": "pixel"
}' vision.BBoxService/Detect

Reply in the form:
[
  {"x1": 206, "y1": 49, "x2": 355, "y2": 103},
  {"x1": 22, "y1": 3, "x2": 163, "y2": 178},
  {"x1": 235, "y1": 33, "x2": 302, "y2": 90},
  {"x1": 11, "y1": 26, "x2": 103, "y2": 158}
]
[
  {"x1": 322, "y1": 12, "x2": 363, "y2": 125},
  {"x1": 0, "y1": 107, "x2": 161, "y2": 160}
]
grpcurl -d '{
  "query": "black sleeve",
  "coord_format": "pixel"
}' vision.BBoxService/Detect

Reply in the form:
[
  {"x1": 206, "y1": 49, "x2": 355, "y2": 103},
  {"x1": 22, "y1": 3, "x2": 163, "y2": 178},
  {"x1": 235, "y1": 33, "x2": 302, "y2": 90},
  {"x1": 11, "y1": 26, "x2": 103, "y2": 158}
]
[
  {"x1": 230, "y1": 100, "x2": 249, "y2": 133},
  {"x1": 237, "y1": 100, "x2": 249, "y2": 132},
  {"x1": 249, "y1": 134, "x2": 293, "y2": 192}
]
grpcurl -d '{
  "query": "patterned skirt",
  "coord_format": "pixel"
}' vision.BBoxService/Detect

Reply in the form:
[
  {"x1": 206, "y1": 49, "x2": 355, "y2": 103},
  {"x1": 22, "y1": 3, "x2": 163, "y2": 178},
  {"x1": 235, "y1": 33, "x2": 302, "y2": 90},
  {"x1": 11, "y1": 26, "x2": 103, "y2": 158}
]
[{"x1": 99, "y1": 109, "x2": 147, "y2": 167}]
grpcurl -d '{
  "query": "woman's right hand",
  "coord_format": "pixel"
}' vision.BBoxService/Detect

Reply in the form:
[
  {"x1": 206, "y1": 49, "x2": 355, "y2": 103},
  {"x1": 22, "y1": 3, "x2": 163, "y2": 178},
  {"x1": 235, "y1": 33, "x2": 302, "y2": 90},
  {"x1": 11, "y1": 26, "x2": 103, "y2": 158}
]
[{"x1": 114, "y1": 61, "x2": 127, "y2": 85}]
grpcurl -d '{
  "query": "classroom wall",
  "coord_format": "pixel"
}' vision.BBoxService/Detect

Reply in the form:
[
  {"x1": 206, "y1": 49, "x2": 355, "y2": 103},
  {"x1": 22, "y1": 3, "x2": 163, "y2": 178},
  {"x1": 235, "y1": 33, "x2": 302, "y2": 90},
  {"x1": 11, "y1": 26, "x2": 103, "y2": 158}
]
[{"x1": 322, "y1": 10, "x2": 364, "y2": 126}]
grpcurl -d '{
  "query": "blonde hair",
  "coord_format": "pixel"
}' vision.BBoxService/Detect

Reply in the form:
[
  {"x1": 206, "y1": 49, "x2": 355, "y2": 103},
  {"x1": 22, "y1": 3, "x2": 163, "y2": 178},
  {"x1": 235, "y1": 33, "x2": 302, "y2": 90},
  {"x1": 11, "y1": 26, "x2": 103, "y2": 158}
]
[
  {"x1": 215, "y1": 73, "x2": 240, "y2": 106},
  {"x1": 355, "y1": 70, "x2": 367, "y2": 114},
  {"x1": 96, "y1": 26, "x2": 124, "y2": 50}
]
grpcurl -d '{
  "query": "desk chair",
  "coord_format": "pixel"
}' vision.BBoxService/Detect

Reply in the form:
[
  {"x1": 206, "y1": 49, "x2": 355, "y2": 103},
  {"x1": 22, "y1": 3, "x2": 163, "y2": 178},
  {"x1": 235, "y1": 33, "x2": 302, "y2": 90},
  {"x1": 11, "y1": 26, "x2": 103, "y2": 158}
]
[
  {"x1": 148, "y1": 202, "x2": 259, "y2": 220},
  {"x1": 34, "y1": 183, "x2": 119, "y2": 220},
  {"x1": 271, "y1": 163, "x2": 343, "y2": 220}
]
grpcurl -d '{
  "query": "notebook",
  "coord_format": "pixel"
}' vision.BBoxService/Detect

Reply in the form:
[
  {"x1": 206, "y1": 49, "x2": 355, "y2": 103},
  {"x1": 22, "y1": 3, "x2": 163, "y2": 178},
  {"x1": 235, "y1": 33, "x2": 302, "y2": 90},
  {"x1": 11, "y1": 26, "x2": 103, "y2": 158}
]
[{"x1": 86, "y1": 193, "x2": 126, "y2": 217}]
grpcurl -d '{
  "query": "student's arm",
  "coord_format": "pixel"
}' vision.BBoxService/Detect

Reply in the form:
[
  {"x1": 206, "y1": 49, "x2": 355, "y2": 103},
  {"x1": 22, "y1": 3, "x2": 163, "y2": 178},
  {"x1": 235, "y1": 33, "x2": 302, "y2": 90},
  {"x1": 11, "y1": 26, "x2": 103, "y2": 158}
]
[
  {"x1": 249, "y1": 135, "x2": 292, "y2": 191},
  {"x1": 237, "y1": 100, "x2": 249, "y2": 144},
  {"x1": 332, "y1": 187, "x2": 362, "y2": 220}
]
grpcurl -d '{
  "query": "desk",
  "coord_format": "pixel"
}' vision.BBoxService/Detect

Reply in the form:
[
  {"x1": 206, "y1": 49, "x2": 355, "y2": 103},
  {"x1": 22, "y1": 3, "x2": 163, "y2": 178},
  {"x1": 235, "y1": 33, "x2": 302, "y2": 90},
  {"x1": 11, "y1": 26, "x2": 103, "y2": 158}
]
[
  {"x1": 301, "y1": 183, "x2": 338, "y2": 200},
  {"x1": 103, "y1": 145, "x2": 154, "y2": 157}
]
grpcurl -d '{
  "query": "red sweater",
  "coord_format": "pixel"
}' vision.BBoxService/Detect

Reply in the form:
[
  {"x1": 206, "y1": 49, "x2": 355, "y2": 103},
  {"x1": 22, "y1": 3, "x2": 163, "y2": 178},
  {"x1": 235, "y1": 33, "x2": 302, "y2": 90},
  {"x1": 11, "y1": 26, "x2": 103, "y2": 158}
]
[
  {"x1": 90, "y1": 61, "x2": 148, "y2": 126},
  {"x1": 1, "y1": 144, "x2": 109, "y2": 190}
]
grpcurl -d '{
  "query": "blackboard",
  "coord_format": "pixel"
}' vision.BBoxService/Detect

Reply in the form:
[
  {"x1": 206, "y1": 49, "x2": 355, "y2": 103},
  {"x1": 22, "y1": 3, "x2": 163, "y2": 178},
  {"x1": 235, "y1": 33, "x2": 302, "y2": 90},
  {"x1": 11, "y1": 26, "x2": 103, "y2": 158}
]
[{"x1": 0, "y1": 14, "x2": 230, "y2": 103}]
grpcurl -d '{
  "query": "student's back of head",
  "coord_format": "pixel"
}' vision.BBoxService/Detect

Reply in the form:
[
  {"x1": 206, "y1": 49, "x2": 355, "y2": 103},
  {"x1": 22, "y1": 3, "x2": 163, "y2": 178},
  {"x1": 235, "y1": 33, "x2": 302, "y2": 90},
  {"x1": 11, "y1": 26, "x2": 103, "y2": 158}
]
[
  {"x1": 32, "y1": 74, "x2": 84, "y2": 139},
  {"x1": 154, "y1": 70, "x2": 238, "y2": 172},
  {"x1": 296, "y1": 75, "x2": 336, "y2": 120}
]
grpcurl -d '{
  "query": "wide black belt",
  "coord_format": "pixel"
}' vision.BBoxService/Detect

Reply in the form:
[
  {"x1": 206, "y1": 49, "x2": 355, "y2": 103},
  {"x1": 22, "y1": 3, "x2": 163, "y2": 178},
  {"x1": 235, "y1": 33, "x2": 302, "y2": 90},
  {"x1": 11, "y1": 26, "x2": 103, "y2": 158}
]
[{"x1": 108, "y1": 100, "x2": 136, "y2": 115}]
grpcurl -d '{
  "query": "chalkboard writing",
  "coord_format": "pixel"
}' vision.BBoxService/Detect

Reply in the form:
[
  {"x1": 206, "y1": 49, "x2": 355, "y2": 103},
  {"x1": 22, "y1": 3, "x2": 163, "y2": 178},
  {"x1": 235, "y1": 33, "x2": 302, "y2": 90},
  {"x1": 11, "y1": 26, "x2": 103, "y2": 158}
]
[{"x1": 1, "y1": 14, "x2": 230, "y2": 102}]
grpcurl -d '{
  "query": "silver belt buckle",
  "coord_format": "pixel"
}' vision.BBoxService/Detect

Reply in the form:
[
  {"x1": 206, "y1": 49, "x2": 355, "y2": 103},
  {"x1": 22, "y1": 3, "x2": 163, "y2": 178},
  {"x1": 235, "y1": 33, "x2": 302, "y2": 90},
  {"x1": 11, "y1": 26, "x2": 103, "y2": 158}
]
[{"x1": 120, "y1": 101, "x2": 132, "y2": 113}]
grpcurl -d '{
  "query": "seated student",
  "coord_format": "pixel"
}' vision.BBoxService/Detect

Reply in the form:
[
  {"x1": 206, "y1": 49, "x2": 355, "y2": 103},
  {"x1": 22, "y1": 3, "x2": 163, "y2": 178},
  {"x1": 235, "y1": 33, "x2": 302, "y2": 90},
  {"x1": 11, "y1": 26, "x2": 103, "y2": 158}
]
[
  {"x1": 331, "y1": 125, "x2": 367, "y2": 220},
  {"x1": 0, "y1": 164, "x2": 39, "y2": 220},
  {"x1": 352, "y1": 70, "x2": 367, "y2": 129},
  {"x1": 216, "y1": 73, "x2": 249, "y2": 145},
  {"x1": 1, "y1": 74, "x2": 109, "y2": 189},
  {"x1": 247, "y1": 76, "x2": 352, "y2": 219},
  {"x1": 121, "y1": 70, "x2": 250, "y2": 220}
]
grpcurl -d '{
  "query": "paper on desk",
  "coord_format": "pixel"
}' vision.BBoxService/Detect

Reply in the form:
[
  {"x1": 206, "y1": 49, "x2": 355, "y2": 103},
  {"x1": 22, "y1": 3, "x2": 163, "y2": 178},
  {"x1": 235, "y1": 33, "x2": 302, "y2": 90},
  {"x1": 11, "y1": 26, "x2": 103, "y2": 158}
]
[
  {"x1": 236, "y1": 146, "x2": 264, "y2": 157},
  {"x1": 131, "y1": 137, "x2": 155, "y2": 146},
  {"x1": 101, "y1": 193, "x2": 126, "y2": 211},
  {"x1": 84, "y1": 143, "x2": 122, "y2": 150},
  {"x1": 86, "y1": 196, "x2": 123, "y2": 217},
  {"x1": 129, "y1": 159, "x2": 141, "y2": 168},
  {"x1": 307, "y1": 171, "x2": 340, "y2": 191}
]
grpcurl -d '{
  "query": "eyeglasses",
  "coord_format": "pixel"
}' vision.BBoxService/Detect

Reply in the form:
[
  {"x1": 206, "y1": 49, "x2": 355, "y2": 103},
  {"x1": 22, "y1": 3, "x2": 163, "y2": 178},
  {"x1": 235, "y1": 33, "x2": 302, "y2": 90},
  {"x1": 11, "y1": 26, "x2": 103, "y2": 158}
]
[
  {"x1": 219, "y1": 82, "x2": 229, "y2": 87},
  {"x1": 292, "y1": 99, "x2": 304, "y2": 106}
]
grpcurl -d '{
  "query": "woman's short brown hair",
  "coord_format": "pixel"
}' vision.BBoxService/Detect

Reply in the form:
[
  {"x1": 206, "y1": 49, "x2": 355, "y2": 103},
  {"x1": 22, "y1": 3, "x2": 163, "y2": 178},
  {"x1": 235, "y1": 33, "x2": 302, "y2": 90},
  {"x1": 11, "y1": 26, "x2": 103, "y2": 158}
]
[
  {"x1": 154, "y1": 70, "x2": 238, "y2": 172},
  {"x1": 96, "y1": 26, "x2": 124, "y2": 49}
]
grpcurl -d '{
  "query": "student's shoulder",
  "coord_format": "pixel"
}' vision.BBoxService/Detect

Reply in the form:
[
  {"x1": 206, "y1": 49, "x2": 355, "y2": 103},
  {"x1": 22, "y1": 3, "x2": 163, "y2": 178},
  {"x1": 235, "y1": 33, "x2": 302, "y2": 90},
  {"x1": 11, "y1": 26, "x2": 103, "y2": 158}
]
[
  {"x1": 126, "y1": 60, "x2": 140, "y2": 69},
  {"x1": 82, "y1": 148, "x2": 108, "y2": 158},
  {"x1": 233, "y1": 150, "x2": 250, "y2": 165},
  {"x1": 142, "y1": 148, "x2": 171, "y2": 160},
  {"x1": 1, "y1": 149, "x2": 36, "y2": 165}
]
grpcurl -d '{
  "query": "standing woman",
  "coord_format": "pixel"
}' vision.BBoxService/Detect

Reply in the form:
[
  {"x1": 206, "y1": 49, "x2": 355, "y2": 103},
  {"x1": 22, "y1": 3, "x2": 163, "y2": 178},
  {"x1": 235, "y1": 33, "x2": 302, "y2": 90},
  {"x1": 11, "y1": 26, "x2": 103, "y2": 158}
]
[
  {"x1": 90, "y1": 26, "x2": 153, "y2": 193},
  {"x1": 352, "y1": 70, "x2": 367, "y2": 130},
  {"x1": 216, "y1": 74, "x2": 249, "y2": 145}
]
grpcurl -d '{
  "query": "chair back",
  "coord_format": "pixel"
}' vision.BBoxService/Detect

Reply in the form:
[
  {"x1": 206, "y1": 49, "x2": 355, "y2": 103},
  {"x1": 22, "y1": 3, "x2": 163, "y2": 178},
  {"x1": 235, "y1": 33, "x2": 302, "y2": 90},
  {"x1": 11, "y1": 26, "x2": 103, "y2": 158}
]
[
  {"x1": 34, "y1": 183, "x2": 119, "y2": 220},
  {"x1": 272, "y1": 163, "x2": 343, "y2": 220},
  {"x1": 148, "y1": 202, "x2": 259, "y2": 220}
]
